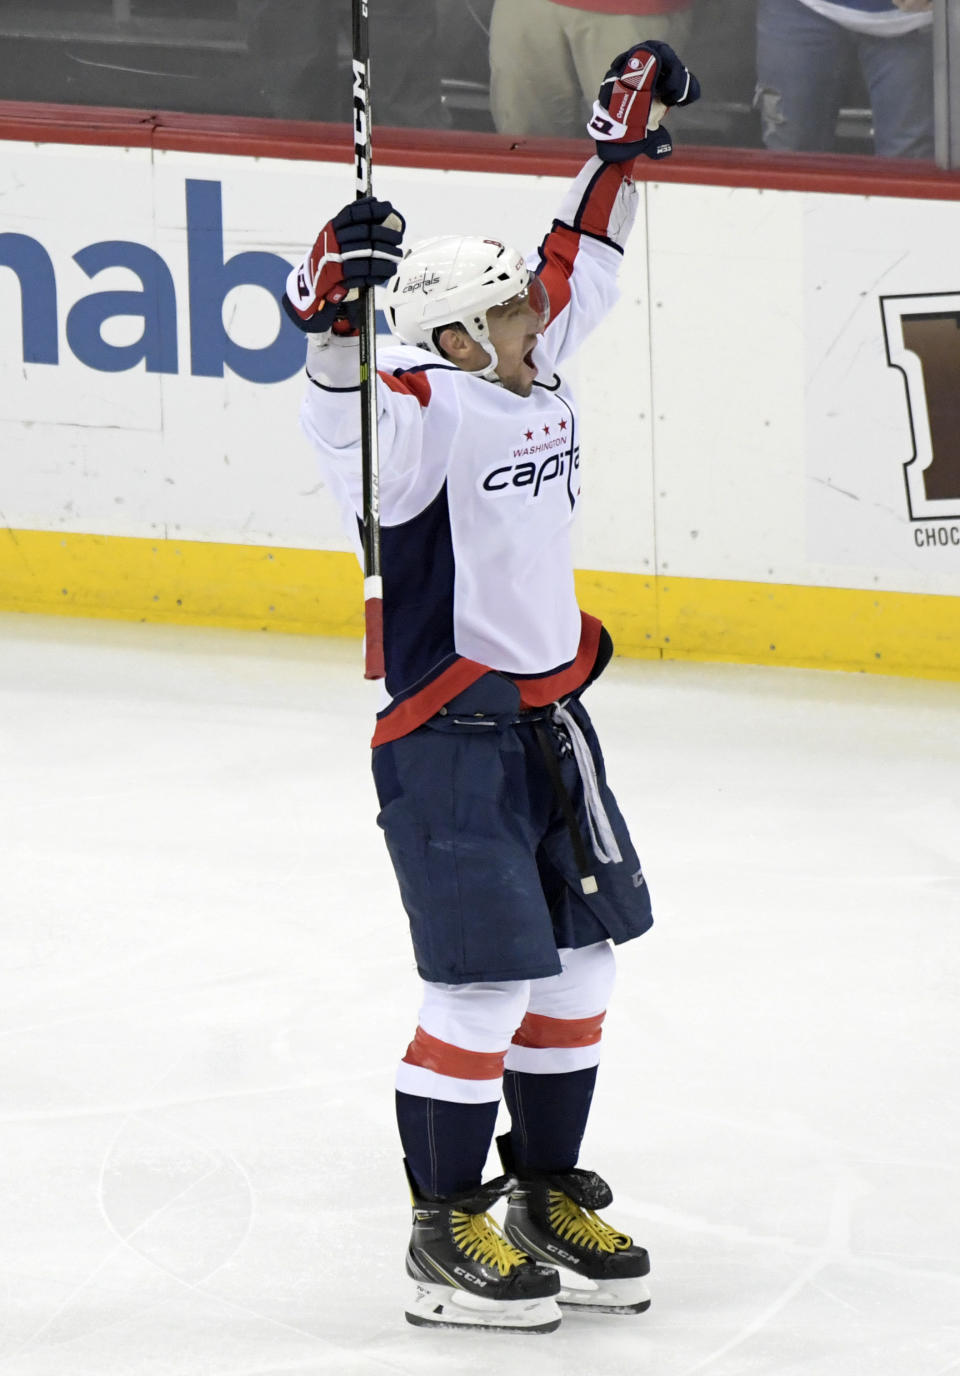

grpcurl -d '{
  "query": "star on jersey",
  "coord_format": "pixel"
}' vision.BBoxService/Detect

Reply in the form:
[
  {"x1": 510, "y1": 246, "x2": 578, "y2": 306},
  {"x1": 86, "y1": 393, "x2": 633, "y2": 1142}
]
[{"x1": 520, "y1": 420, "x2": 568, "y2": 442}]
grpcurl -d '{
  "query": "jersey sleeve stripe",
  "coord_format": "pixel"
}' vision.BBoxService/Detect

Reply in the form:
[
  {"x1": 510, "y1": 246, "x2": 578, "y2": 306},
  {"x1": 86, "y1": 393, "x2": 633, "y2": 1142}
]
[
  {"x1": 535, "y1": 161, "x2": 633, "y2": 316},
  {"x1": 572, "y1": 161, "x2": 631, "y2": 250},
  {"x1": 307, "y1": 375, "x2": 360, "y2": 394},
  {"x1": 379, "y1": 368, "x2": 433, "y2": 407},
  {"x1": 552, "y1": 155, "x2": 637, "y2": 254},
  {"x1": 535, "y1": 222, "x2": 579, "y2": 321}
]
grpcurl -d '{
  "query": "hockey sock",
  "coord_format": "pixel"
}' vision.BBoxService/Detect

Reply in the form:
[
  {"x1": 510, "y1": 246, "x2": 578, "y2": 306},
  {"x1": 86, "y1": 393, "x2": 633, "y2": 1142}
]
[
  {"x1": 396, "y1": 1091, "x2": 500, "y2": 1199},
  {"x1": 502, "y1": 1066, "x2": 598, "y2": 1173}
]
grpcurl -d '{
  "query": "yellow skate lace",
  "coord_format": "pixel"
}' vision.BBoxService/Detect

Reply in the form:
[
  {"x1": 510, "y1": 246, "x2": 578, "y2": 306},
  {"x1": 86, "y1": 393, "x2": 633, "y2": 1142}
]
[
  {"x1": 547, "y1": 1190, "x2": 634, "y2": 1254},
  {"x1": 450, "y1": 1210, "x2": 530, "y2": 1277}
]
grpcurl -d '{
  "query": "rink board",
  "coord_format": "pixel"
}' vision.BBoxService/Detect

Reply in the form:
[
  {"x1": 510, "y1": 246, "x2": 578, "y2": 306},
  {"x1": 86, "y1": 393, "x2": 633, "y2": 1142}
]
[
  {"x1": 3, "y1": 531, "x2": 956, "y2": 681},
  {"x1": 1, "y1": 115, "x2": 959, "y2": 677}
]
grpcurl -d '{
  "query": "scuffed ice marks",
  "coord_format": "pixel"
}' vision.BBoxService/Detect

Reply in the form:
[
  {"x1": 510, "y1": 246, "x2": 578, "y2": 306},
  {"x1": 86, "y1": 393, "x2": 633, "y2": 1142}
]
[{"x1": 99, "y1": 1116, "x2": 254, "y2": 1287}]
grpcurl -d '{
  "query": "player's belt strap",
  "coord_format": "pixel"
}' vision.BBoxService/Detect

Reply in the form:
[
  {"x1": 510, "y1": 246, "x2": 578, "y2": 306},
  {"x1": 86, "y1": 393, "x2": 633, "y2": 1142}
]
[
  {"x1": 552, "y1": 702, "x2": 623, "y2": 868},
  {"x1": 532, "y1": 721, "x2": 598, "y2": 895},
  {"x1": 530, "y1": 704, "x2": 622, "y2": 897}
]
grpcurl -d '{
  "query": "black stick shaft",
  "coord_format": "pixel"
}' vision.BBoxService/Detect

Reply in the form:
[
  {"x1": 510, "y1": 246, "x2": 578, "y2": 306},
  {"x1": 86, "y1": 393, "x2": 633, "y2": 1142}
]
[{"x1": 352, "y1": 0, "x2": 384, "y2": 678}]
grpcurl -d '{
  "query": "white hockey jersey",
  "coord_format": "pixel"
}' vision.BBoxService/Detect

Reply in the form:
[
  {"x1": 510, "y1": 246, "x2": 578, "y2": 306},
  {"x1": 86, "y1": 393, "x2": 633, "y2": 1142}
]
[{"x1": 299, "y1": 156, "x2": 639, "y2": 744}]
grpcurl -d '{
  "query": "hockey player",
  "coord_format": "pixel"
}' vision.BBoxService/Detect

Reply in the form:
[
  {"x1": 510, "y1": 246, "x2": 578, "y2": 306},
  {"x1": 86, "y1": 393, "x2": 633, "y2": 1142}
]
[{"x1": 283, "y1": 43, "x2": 700, "y2": 1333}]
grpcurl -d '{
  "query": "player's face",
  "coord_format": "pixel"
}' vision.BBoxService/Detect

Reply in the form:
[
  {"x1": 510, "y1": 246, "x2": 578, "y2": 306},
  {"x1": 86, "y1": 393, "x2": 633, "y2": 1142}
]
[{"x1": 486, "y1": 281, "x2": 550, "y2": 397}]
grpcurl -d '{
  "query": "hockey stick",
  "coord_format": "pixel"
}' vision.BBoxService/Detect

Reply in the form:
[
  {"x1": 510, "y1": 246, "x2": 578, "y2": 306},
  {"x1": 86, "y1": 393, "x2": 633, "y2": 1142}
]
[{"x1": 352, "y1": 0, "x2": 385, "y2": 679}]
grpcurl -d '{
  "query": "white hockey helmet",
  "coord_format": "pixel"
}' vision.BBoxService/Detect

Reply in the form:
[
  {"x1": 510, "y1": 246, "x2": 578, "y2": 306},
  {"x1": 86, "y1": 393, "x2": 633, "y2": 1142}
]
[{"x1": 384, "y1": 235, "x2": 549, "y2": 379}]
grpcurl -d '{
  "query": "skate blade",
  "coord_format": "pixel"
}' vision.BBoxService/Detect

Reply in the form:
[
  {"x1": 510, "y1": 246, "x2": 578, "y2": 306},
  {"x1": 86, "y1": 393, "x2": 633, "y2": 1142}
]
[
  {"x1": 556, "y1": 1270, "x2": 651, "y2": 1315},
  {"x1": 405, "y1": 1282, "x2": 561, "y2": 1333}
]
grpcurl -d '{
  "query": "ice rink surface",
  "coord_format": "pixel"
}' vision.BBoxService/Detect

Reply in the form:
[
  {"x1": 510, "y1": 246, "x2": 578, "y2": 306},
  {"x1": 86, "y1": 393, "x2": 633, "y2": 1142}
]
[{"x1": 1, "y1": 611, "x2": 958, "y2": 1376}]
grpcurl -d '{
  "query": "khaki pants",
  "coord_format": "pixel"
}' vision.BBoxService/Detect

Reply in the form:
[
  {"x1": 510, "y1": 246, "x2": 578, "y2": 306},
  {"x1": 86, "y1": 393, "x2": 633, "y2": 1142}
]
[{"x1": 490, "y1": 0, "x2": 694, "y2": 138}]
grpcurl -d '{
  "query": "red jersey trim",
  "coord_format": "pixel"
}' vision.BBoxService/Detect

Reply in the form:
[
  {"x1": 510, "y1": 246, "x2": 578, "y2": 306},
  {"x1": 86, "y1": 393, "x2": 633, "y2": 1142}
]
[
  {"x1": 370, "y1": 613, "x2": 604, "y2": 746},
  {"x1": 537, "y1": 223, "x2": 579, "y2": 321},
  {"x1": 380, "y1": 369, "x2": 433, "y2": 407},
  {"x1": 371, "y1": 657, "x2": 490, "y2": 747},
  {"x1": 513, "y1": 612, "x2": 604, "y2": 708},
  {"x1": 511, "y1": 1011, "x2": 607, "y2": 1049},
  {"x1": 575, "y1": 161, "x2": 633, "y2": 242},
  {"x1": 403, "y1": 1026, "x2": 507, "y2": 1081}
]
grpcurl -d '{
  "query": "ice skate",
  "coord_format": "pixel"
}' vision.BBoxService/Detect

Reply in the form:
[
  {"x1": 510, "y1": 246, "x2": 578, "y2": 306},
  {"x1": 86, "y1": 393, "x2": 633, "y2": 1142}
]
[
  {"x1": 497, "y1": 1134, "x2": 651, "y2": 1314},
  {"x1": 403, "y1": 1162, "x2": 562, "y2": 1333}
]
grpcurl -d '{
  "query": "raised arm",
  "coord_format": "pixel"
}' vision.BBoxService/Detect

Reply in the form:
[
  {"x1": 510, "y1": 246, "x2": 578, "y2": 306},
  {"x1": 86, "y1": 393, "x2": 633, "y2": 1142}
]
[
  {"x1": 284, "y1": 196, "x2": 454, "y2": 534},
  {"x1": 535, "y1": 40, "x2": 700, "y2": 368}
]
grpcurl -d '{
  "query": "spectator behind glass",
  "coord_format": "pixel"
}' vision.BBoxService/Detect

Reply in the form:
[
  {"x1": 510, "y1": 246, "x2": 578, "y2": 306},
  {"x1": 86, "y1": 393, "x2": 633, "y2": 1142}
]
[
  {"x1": 489, "y1": 0, "x2": 694, "y2": 138},
  {"x1": 248, "y1": 0, "x2": 443, "y2": 127},
  {"x1": 756, "y1": 0, "x2": 934, "y2": 158}
]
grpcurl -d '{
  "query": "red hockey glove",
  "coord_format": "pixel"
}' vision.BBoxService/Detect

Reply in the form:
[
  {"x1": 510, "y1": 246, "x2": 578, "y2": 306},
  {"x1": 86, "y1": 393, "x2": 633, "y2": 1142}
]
[
  {"x1": 283, "y1": 197, "x2": 405, "y2": 335},
  {"x1": 587, "y1": 42, "x2": 701, "y2": 163}
]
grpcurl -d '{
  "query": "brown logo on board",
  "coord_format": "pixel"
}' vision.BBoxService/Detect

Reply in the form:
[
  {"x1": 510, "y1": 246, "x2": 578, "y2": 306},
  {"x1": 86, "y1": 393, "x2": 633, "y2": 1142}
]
[{"x1": 881, "y1": 293, "x2": 960, "y2": 525}]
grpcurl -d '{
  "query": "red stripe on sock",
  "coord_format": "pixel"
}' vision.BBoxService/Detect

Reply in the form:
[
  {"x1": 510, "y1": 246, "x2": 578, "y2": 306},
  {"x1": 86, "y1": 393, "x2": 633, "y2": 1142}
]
[
  {"x1": 403, "y1": 1026, "x2": 507, "y2": 1081},
  {"x1": 511, "y1": 1011, "x2": 606, "y2": 1050}
]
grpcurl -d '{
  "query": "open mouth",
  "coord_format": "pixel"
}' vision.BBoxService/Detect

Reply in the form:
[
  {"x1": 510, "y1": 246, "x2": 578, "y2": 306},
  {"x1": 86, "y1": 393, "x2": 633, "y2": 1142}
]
[{"x1": 523, "y1": 347, "x2": 537, "y2": 375}]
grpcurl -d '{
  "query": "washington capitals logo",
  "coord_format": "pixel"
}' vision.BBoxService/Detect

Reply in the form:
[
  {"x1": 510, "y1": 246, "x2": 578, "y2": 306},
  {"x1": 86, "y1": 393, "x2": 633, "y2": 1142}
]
[
  {"x1": 480, "y1": 417, "x2": 578, "y2": 505},
  {"x1": 402, "y1": 270, "x2": 441, "y2": 295}
]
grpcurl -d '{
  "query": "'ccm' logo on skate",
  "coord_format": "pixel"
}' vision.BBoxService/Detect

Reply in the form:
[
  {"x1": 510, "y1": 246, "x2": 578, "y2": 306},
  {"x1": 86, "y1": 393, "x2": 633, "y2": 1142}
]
[
  {"x1": 482, "y1": 445, "x2": 579, "y2": 499},
  {"x1": 454, "y1": 1267, "x2": 489, "y2": 1288}
]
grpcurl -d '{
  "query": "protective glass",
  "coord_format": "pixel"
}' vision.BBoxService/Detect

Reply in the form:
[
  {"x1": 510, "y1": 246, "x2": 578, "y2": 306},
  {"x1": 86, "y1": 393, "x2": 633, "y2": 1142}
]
[
  {"x1": 492, "y1": 274, "x2": 550, "y2": 333},
  {"x1": 521, "y1": 274, "x2": 551, "y2": 332}
]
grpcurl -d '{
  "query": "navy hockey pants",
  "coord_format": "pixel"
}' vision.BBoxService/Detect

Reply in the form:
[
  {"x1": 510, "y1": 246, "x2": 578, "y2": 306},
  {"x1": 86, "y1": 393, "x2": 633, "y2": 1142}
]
[{"x1": 371, "y1": 673, "x2": 652, "y2": 984}]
